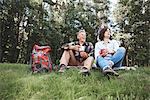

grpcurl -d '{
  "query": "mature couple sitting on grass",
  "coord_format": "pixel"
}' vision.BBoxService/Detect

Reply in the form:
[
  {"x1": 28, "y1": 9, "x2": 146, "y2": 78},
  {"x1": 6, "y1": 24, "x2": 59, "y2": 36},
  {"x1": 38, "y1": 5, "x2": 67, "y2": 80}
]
[{"x1": 59, "y1": 26, "x2": 126, "y2": 76}]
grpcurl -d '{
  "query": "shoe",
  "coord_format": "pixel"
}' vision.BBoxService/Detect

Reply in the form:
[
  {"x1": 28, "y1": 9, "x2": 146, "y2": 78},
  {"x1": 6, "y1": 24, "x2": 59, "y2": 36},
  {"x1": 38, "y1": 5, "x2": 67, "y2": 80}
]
[
  {"x1": 79, "y1": 67, "x2": 90, "y2": 76},
  {"x1": 109, "y1": 60, "x2": 114, "y2": 67},
  {"x1": 58, "y1": 64, "x2": 66, "y2": 73},
  {"x1": 103, "y1": 67, "x2": 119, "y2": 76}
]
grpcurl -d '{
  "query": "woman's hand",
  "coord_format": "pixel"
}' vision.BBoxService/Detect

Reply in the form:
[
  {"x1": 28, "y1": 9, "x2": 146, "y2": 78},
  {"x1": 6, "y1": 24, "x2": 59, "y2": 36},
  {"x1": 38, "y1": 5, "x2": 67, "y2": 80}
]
[
  {"x1": 107, "y1": 49, "x2": 115, "y2": 54},
  {"x1": 99, "y1": 49, "x2": 108, "y2": 57}
]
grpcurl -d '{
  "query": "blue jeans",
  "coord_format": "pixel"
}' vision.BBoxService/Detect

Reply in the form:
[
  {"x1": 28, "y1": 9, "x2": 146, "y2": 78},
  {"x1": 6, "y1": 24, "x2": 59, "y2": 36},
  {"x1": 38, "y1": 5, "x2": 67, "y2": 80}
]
[{"x1": 96, "y1": 47, "x2": 126, "y2": 70}]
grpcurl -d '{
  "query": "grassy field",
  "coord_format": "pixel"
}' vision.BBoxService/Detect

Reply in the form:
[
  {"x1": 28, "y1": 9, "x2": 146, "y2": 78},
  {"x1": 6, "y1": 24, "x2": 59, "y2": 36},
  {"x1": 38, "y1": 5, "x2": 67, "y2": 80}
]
[{"x1": 0, "y1": 63, "x2": 150, "y2": 100}]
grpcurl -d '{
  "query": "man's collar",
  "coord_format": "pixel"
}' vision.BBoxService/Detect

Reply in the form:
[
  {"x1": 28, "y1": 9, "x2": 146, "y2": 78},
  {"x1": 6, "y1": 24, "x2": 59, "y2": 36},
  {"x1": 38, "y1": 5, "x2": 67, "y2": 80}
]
[{"x1": 77, "y1": 41, "x2": 87, "y2": 45}]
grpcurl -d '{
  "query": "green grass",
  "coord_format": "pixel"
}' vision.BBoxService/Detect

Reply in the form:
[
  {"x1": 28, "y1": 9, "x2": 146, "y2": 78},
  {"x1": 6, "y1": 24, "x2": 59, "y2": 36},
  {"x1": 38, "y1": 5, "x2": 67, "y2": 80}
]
[{"x1": 0, "y1": 63, "x2": 150, "y2": 100}]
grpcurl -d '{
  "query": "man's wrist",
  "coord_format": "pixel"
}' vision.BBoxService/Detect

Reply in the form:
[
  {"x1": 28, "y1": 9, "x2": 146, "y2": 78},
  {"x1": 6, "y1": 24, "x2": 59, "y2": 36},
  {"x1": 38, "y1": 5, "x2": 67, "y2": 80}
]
[{"x1": 68, "y1": 45, "x2": 73, "y2": 50}]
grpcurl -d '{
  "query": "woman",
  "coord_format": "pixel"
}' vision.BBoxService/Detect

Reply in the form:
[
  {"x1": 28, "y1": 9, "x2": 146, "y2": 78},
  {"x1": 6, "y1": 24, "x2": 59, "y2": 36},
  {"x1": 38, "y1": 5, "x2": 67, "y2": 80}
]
[{"x1": 95, "y1": 26, "x2": 126, "y2": 76}]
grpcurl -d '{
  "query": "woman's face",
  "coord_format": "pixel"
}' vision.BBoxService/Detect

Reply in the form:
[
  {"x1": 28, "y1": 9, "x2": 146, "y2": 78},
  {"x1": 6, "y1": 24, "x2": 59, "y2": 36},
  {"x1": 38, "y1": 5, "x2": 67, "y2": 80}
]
[{"x1": 104, "y1": 29, "x2": 111, "y2": 38}]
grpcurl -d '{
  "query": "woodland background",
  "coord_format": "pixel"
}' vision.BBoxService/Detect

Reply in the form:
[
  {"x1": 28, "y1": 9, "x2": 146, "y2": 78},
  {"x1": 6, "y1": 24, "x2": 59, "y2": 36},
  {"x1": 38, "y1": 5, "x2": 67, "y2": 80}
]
[{"x1": 0, "y1": 0, "x2": 149, "y2": 66}]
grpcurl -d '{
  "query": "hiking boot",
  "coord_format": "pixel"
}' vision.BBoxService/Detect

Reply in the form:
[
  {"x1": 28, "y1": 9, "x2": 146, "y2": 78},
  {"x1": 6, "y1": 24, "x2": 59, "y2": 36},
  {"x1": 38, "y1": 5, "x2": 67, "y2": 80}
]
[
  {"x1": 58, "y1": 64, "x2": 67, "y2": 73},
  {"x1": 109, "y1": 60, "x2": 114, "y2": 67},
  {"x1": 103, "y1": 67, "x2": 119, "y2": 76},
  {"x1": 79, "y1": 67, "x2": 90, "y2": 76}
]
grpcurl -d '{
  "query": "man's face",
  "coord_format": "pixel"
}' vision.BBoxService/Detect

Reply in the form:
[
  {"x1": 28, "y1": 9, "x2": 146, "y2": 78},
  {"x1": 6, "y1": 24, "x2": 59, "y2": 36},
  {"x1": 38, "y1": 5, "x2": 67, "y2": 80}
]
[{"x1": 77, "y1": 32, "x2": 86, "y2": 42}]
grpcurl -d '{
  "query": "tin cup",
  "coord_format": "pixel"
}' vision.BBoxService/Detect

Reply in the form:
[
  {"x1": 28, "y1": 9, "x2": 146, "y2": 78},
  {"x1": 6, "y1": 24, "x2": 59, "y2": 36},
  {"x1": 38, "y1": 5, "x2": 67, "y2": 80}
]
[{"x1": 79, "y1": 46, "x2": 85, "y2": 51}]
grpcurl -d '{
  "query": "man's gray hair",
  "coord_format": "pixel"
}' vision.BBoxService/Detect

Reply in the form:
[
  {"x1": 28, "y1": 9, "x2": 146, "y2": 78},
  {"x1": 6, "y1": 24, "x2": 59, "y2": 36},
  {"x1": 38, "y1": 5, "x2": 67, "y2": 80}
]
[{"x1": 76, "y1": 29, "x2": 86, "y2": 35}]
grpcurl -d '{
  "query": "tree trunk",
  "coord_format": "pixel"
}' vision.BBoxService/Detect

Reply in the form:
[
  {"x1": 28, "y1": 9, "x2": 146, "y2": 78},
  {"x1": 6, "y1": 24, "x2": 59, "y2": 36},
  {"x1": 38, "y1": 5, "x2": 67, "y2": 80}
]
[{"x1": 0, "y1": 24, "x2": 2, "y2": 62}]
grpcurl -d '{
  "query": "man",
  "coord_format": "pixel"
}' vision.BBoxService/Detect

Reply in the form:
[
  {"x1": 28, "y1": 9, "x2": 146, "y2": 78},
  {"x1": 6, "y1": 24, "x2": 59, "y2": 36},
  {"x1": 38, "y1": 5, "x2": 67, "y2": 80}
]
[{"x1": 59, "y1": 30, "x2": 94, "y2": 74}]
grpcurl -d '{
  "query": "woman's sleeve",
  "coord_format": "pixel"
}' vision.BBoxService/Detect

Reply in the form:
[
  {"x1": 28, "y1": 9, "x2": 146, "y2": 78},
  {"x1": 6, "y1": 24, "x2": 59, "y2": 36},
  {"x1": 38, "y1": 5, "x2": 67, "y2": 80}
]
[{"x1": 113, "y1": 40, "x2": 120, "y2": 52}]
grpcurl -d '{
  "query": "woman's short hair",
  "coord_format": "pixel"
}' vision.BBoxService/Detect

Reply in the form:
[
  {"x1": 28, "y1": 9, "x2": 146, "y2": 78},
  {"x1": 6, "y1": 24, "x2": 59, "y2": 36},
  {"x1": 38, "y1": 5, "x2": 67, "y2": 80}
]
[{"x1": 99, "y1": 26, "x2": 112, "y2": 40}]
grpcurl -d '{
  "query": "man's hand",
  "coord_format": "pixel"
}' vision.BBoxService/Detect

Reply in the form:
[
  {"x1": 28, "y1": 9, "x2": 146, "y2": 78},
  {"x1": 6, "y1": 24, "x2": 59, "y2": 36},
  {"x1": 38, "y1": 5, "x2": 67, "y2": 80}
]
[
  {"x1": 80, "y1": 51, "x2": 88, "y2": 59},
  {"x1": 69, "y1": 45, "x2": 80, "y2": 51}
]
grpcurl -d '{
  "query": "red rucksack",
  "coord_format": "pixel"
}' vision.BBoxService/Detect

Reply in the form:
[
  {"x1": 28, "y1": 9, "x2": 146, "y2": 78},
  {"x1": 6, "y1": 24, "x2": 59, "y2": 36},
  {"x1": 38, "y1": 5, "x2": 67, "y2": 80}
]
[{"x1": 31, "y1": 44, "x2": 52, "y2": 73}]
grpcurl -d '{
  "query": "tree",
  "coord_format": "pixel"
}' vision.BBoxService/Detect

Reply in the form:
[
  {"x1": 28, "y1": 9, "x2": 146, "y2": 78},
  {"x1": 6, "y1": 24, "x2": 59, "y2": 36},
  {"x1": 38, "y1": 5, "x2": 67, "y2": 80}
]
[
  {"x1": 113, "y1": 0, "x2": 150, "y2": 66},
  {"x1": 0, "y1": 0, "x2": 110, "y2": 64}
]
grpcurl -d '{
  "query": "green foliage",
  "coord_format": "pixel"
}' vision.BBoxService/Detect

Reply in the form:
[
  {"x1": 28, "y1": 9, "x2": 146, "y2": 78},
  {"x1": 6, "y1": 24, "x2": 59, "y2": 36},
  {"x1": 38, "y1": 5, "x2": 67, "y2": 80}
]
[
  {"x1": 0, "y1": 63, "x2": 150, "y2": 100},
  {"x1": 113, "y1": 0, "x2": 150, "y2": 66},
  {"x1": 0, "y1": 0, "x2": 109, "y2": 64}
]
